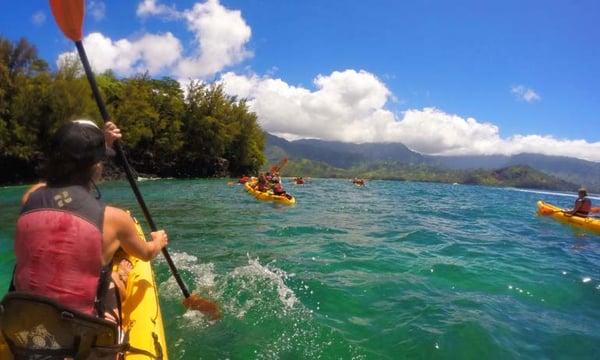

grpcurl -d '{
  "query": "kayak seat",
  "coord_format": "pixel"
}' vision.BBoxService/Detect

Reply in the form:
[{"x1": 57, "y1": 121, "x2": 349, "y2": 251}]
[{"x1": 0, "y1": 291, "x2": 124, "y2": 359}]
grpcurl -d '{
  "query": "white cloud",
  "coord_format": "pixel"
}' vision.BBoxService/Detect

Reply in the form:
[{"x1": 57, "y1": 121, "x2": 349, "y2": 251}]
[
  {"x1": 57, "y1": 32, "x2": 182, "y2": 75},
  {"x1": 88, "y1": 1, "x2": 106, "y2": 21},
  {"x1": 176, "y1": 0, "x2": 252, "y2": 78},
  {"x1": 136, "y1": 0, "x2": 252, "y2": 78},
  {"x1": 511, "y1": 85, "x2": 541, "y2": 103},
  {"x1": 85, "y1": 0, "x2": 106, "y2": 21},
  {"x1": 136, "y1": 0, "x2": 180, "y2": 18},
  {"x1": 57, "y1": 0, "x2": 252, "y2": 78},
  {"x1": 31, "y1": 11, "x2": 46, "y2": 26},
  {"x1": 220, "y1": 70, "x2": 600, "y2": 162},
  {"x1": 220, "y1": 70, "x2": 392, "y2": 142}
]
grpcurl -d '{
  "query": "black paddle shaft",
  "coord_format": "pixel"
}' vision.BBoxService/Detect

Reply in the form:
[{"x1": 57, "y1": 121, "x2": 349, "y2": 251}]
[{"x1": 75, "y1": 40, "x2": 191, "y2": 299}]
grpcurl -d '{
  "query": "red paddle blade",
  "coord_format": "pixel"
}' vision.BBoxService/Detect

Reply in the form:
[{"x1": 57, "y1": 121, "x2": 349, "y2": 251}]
[
  {"x1": 49, "y1": 0, "x2": 85, "y2": 41},
  {"x1": 182, "y1": 294, "x2": 221, "y2": 320}
]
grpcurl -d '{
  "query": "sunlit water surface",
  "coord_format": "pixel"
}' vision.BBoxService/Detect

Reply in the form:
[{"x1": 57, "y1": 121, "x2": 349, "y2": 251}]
[{"x1": 1, "y1": 179, "x2": 599, "y2": 359}]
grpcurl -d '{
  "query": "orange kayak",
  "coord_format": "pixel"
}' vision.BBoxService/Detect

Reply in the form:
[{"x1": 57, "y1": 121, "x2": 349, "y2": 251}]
[{"x1": 537, "y1": 200, "x2": 600, "y2": 234}]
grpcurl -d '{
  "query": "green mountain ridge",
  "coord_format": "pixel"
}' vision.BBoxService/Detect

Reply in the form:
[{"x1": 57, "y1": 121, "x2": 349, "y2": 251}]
[
  {"x1": 267, "y1": 139, "x2": 579, "y2": 192},
  {"x1": 266, "y1": 133, "x2": 594, "y2": 192},
  {"x1": 279, "y1": 159, "x2": 575, "y2": 191}
]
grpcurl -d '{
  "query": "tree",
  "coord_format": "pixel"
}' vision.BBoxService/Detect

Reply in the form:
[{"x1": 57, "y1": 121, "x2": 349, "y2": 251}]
[
  {"x1": 181, "y1": 82, "x2": 265, "y2": 176},
  {"x1": 147, "y1": 77, "x2": 184, "y2": 162},
  {"x1": 111, "y1": 74, "x2": 157, "y2": 150},
  {"x1": 225, "y1": 100, "x2": 265, "y2": 175},
  {"x1": 182, "y1": 82, "x2": 229, "y2": 172},
  {"x1": 0, "y1": 36, "x2": 50, "y2": 158},
  {"x1": 0, "y1": 35, "x2": 267, "y2": 183}
]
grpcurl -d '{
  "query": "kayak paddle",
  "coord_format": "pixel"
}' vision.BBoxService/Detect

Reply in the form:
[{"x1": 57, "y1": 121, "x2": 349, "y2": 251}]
[{"x1": 49, "y1": 0, "x2": 220, "y2": 319}]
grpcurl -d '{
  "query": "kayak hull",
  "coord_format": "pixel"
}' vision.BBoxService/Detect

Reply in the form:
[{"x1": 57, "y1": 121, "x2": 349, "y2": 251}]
[
  {"x1": 244, "y1": 181, "x2": 296, "y2": 205},
  {"x1": 537, "y1": 200, "x2": 600, "y2": 234},
  {"x1": 118, "y1": 217, "x2": 168, "y2": 359}
]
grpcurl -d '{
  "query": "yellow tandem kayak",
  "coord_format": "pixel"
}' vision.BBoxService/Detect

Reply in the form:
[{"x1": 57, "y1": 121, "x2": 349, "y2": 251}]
[
  {"x1": 117, "y1": 216, "x2": 168, "y2": 359},
  {"x1": 0, "y1": 217, "x2": 168, "y2": 359},
  {"x1": 244, "y1": 181, "x2": 296, "y2": 205},
  {"x1": 537, "y1": 200, "x2": 600, "y2": 234}
]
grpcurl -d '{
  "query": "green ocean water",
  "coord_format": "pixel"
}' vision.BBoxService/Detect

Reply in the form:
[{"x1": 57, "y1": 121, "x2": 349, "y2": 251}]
[{"x1": 1, "y1": 179, "x2": 600, "y2": 359}]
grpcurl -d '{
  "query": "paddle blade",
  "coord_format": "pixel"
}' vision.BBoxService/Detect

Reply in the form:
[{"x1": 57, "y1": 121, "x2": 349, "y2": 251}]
[
  {"x1": 49, "y1": 0, "x2": 85, "y2": 41},
  {"x1": 183, "y1": 294, "x2": 221, "y2": 320}
]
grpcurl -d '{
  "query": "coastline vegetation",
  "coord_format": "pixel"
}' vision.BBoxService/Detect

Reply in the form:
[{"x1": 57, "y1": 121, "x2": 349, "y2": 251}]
[
  {"x1": 277, "y1": 159, "x2": 577, "y2": 191},
  {"x1": 0, "y1": 36, "x2": 265, "y2": 184}
]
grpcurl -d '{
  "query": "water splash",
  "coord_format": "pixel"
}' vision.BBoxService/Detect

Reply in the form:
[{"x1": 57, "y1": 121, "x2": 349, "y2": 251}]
[
  {"x1": 225, "y1": 254, "x2": 298, "y2": 312},
  {"x1": 157, "y1": 251, "x2": 217, "y2": 299}
]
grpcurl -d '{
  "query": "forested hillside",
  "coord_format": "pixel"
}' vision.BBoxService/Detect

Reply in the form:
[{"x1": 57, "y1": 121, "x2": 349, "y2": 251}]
[{"x1": 0, "y1": 36, "x2": 265, "y2": 184}]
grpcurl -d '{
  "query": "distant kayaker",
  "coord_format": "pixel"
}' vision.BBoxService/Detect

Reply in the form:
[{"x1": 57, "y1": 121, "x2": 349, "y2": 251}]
[
  {"x1": 352, "y1": 178, "x2": 365, "y2": 186},
  {"x1": 569, "y1": 187, "x2": 592, "y2": 217},
  {"x1": 257, "y1": 173, "x2": 269, "y2": 192},
  {"x1": 272, "y1": 179, "x2": 286, "y2": 195},
  {"x1": 271, "y1": 178, "x2": 293, "y2": 200},
  {"x1": 12, "y1": 120, "x2": 169, "y2": 325}
]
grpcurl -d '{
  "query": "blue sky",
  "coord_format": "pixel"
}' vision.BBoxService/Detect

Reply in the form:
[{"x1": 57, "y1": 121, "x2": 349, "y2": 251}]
[{"x1": 1, "y1": 0, "x2": 599, "y2": 160}]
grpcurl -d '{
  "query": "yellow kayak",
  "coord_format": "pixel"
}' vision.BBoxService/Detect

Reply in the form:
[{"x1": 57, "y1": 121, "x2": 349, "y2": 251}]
[
  {"x1": 244, "y1": 181, "x2": 296, "y2": 205},
  {"x1": 537, "y1": 200, "x2": 600, "y2": 234},
  {"x1": 114, "y1": 216, "x2": 168, "y2": 359},
  {"x1": 0, "y1": 333, "x2": 6, "y2": 357},
  {"x1": 0, "y1": 217, "x2": 168, "y2": 359}
]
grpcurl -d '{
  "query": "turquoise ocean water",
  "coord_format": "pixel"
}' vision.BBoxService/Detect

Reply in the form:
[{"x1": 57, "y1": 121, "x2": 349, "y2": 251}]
[{"x1": 1, "y1": 179, "x2": 599, "y2": 359}]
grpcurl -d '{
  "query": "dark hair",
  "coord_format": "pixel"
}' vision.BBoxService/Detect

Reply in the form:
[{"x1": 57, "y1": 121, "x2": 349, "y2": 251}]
[{"x1": 43, "y1": 121, "x2": 106, "y2": 187}]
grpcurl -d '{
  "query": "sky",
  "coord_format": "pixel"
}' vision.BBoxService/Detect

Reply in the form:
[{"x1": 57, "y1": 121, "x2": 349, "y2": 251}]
[{"x1": 1, "y1": 0, "x2": 600, "y2": 161}]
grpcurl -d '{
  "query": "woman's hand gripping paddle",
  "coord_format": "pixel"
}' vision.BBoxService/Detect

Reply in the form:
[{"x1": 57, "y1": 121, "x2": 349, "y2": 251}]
[{"x1": 49, "y1": 0, "x2": 220, "y2": 320}]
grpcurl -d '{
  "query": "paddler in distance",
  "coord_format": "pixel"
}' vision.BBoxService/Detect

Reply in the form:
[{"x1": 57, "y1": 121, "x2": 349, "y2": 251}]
[
  {"x1": 5, "y1": 120, "x2": 169, "y2": 357},
  {"x1": 568, "y1": 187, "x2": 592, "y2": 217},
  {"x1": 272, "y1": 177, "x2": 292, "y2": 199},
  {"x1": 256, "y1": 172, "x2": 269, "y2": 192}
]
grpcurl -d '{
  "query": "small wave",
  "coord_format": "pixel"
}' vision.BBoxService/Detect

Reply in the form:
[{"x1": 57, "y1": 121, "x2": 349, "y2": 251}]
[
  {"x1": 137, "y1": 176, "x2": 162, "y2": 182},
  {"x1": 506, "y1": 187, "x2": 600, "y2": 200},
  {"x1": 266, "y1": 225, "x2": 347, "y2": 237}
]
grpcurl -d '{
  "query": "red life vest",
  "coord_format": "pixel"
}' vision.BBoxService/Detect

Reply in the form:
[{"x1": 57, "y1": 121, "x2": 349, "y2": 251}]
[
  {"x1": 14, "y1": 186, "x2": 106, "y2": 315},
  {"x1": 273, "y1": 183, "x2": 285, "y2": 195},
  {"x1": 575, "y1": 197, "x2": 592, "y2": 216}
]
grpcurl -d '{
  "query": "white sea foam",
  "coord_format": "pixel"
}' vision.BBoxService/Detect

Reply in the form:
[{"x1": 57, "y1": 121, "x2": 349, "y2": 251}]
[
  {"x1": 158, "y1": 250, "x2": 298, "y2": 324},
  {"x1": 136, "y1": 176, "x2": 162, "y2": 182},
  {"x1": 229, "y1": 254, "x2": 298, "y2": 309},
  {"x1": 157, "y1": 250, "x2": 217, "y2": 300},
  {"x1": 179, "y1": 308, "x2": 215, "y2": 329}
]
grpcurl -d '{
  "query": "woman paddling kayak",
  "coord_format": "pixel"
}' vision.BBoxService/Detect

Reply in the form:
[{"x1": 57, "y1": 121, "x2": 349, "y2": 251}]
[
  {"x1": 2, "y1": 120, "x2": 169, "y2": 358},
  {"x1": 567, "y1": 187, "x2": 593, "y2": 217}
]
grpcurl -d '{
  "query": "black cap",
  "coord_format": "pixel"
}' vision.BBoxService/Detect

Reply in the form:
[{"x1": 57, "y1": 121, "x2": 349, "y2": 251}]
[{"x1": 50, "y1": 120, "x2": 107, "y2": 166}]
